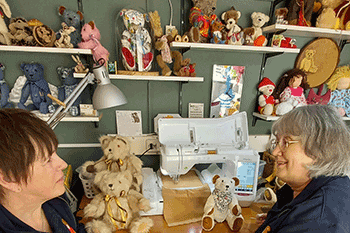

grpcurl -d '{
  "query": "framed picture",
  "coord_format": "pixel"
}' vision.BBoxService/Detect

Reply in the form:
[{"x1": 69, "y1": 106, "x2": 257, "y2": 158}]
[
  {"x1": 210, "y1": 65, "x2": 245, "y2": 118},
  {"x1": 116, "y1": 110, "x2": 142, "y2": 136}
]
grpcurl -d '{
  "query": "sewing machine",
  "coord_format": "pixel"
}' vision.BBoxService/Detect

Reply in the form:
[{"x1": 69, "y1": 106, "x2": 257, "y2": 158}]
[{"x1": 158, "y1": 112, "x2": 260, "y2": 207}]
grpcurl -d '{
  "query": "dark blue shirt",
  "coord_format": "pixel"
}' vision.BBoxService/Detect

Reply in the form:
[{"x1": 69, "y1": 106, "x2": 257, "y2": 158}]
[
  {"x1": 255, "y1": 176, "x2": 350, "y2": 233},
  {"x1": 0, "y1": 193, "x2": 86, "y2": 233}
]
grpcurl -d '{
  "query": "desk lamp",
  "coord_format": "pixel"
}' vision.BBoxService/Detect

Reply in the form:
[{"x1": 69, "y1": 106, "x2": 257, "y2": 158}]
[{"x1": 47, "y1": 63, "x2": 127, "y2": 129}]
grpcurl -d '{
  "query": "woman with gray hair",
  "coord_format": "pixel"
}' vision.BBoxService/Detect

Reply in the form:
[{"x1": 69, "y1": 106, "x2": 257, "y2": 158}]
[{"x1": 255, "y1": 104, "x2": 350, "y2": 233}]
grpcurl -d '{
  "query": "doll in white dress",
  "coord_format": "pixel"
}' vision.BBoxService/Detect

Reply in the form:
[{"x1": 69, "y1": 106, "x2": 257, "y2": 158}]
[{"x1": 273, "y1": 68, "x2": 309, "y2": 115}]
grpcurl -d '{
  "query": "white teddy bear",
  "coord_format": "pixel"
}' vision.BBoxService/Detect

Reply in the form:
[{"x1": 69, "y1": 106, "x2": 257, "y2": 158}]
[
  {"x1": 201, "y1": 175, "x2": 244, "y2": 232},
  {"x1": 247, "y1": 12, "x2": 270, "y2": 46},
  {"x1": 84, "y1": 170, "x2": 153, "y2": 233}
]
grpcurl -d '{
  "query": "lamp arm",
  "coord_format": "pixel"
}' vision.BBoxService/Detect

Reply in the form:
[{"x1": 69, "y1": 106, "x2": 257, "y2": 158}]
[{"x1": 47, "y1": 72, "x2": 95, "y2": 128}]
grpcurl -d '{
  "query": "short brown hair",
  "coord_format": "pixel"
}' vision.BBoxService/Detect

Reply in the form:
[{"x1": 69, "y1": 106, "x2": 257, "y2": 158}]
[{"x1": 0, "y1": 109, "x2": 58, "y2": 199}]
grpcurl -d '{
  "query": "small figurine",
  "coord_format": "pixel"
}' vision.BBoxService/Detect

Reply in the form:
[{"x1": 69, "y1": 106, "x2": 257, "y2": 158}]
[
  {"x1": 273, "y1": 68, "x2": 309, "y2": 115},
  {"x1": 258, "y1": 77, "x2": 278, "y2": 116}
]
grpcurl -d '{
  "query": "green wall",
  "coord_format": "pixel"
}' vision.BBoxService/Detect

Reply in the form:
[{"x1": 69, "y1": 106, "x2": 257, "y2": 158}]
[{"x1": 3, "y1": 0, "x2": 350, "y2": 170}]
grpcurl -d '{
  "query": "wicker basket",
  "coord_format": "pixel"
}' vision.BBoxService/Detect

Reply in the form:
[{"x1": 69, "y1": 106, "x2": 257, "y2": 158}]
[{"x1": 78, "y1": 173, "x2": 96, "y2": 199}]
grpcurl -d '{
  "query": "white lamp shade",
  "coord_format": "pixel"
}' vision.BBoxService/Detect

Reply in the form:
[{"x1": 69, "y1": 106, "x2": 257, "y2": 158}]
[{"x1": 92, "y1": 66, "x2": 127, "y2": 110}]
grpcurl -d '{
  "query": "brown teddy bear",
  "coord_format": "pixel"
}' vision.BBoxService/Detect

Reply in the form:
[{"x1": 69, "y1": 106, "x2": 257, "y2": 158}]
[
  {"x1": 286, "y1": 0, "x2": 316, "y2": 26},
  {"x1": 221, "y1": 6, "x2": 244, "y2": 45},
  {"x1": 83, "y1": 170, "x2": 153, "y2": 233},
  {"x1": 187, "y1": 0, "x2": 220, "y2": 43},
  {"x1": 275, "y1": 7, "x2": 289, "y2": 24},
  {"x1": 81, "y1": 135, "x2": 143, "y2": 192},
  {"x1": 8, "y1": 17, "x2": 35, "y2": 46}
]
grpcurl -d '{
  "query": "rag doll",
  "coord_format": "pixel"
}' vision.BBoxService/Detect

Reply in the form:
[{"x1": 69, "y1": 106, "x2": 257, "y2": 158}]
[
  {"x1": 327, "y1": 65, "x2": 350, "y2": 116},
  {"x1": 258, "y1": 77, "x2": 278, "y2": 115},
  {"x1": 273, "y1": 68, "x2": 309, "y2": 115}
]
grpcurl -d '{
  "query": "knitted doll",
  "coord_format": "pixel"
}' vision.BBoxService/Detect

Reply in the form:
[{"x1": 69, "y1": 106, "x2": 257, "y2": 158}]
[{"x1": 273, "y1": 68, "x2": 309, "y2": 115}]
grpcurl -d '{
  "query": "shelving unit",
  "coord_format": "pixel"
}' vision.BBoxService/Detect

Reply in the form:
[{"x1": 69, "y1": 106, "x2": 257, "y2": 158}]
[
  {"x1": 0, "y1": 45, "x2": 92, "y2": 54},
  {"x1": 170, "y1": 42, "x2": 300, "y2": 54},
  {"x1": 263, "y1": 24, "x2": 350, "y2": 41},
  {"x1": 74, "y1": 73, "x2": 204, "y2": 82}
]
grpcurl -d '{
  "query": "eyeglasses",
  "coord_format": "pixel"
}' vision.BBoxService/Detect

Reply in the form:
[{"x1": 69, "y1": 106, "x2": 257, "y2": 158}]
[{"x1": 269, "y1": 137, "x2": 299, "y2": 152}]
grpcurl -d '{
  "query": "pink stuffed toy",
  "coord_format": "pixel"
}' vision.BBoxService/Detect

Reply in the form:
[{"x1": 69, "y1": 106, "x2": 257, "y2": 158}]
[{"x1": 78, "y1": 21, "x2": 109, "y2": 66}]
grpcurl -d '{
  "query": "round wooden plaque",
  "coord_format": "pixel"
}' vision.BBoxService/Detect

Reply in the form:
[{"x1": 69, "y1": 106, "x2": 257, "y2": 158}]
[{"x1": 295, "y1": 38, "x2": 340, "y2": 88}]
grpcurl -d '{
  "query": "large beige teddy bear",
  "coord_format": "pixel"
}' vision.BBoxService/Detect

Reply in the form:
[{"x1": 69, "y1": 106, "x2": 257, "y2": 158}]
[
  {"x1": 81, "y1": 135, "x2": 143, "y2": 192},
  {"x1": 84, "y1": 170, "x2": 153, "y2": 233},
  {"x1": 201, "y1": 175, "x2": 244, "y2": 232},
  {"x1": 316, "y1": 0, "x2": 344, "y2": 28}
]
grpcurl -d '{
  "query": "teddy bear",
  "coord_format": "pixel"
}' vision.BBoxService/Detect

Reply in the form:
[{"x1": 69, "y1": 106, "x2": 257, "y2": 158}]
[
  {"x1": 0, "y1": 63, "x2": 13, "y2": 108},
  {"x1": 210, "y1": 20, "x2": 225, "y2": 44},
  {"x1": 57, "y1": 6, "x2": 83, "y2": 48},
  {"x1": 187, "y1": 0, "x2": 220, "y2": 43},
  {"x1": 78, "y1": 21, "x2": 109, "y2": 66},
  {"x1": 7, "y1": 17, "x2": 35, "y2": 46},
  {"x1": 0, "y1": 0, "x2": 12, "y2": 45},
  {"x1": 54, "y1": 22, "x2": 76, "y2": 48},
  {"x1": 316, "y1": 0, "x2": 343, "y2": 28},
  {"x1": 84, "y1": 170, "x2": 153, "y2": 233},
  {"x1": 258, "y1": 77, "x2": 277, "y2": 116},
  {"x1": 81, "y1": 135, "x2": 143, "y2": 193},
  {"x1": 286, "y1": 0, "x2": 316, "y2": 26},
  {"x1": 119, "y1": 9, "x2": 153, "y2": 72},
  {"x1": 275, "y1": 7, "x2": 289, "y2": 24},
  {"x1": 155, "y1": 35, "x2": 173, "y2": 76},
  {"x1": 221, "y1": 6, "x2": 244, "y2": 45},
  {"x1": 33, "y1": 24, "x2": 56, "y2": 47},
  {"x1": 244, "y1": 12, "x2": 270, "y2": 46},
  {"x1": 56, "y1": 66, "x2": 81, "y2": 116},
  {"x1": 178, "y1": 63, "x2": 197, "y2": 77},
  {"x1": 327, "y1": 65, "x2": 350, "y2": 116},
  {"x1": 299, "y1": 49, "x2": 318, "y2": 73},
  {"x1": 201, "y1": 174, "x2": 244, "y2": 232},
  {"x1": 17, "y1": 63, "x2": 54, "y2": 114}
]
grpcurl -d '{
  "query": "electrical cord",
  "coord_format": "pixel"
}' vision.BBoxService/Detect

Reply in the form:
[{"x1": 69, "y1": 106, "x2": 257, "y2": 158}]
[
  {"x1": 168, "y1": 0, "x2": 173, "y2": 26},
  {"x1": 138, "y1": 143, "x2": 155, "y2": 158}
]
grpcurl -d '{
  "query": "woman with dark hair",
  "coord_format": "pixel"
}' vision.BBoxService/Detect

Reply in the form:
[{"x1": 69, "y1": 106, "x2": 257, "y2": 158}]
[
  {"x1": 255, "y1": 104, "x2": 350, "y2": 233},
  {"x1": 0, "y1": 108, "x2": 86, "y2": 232}
]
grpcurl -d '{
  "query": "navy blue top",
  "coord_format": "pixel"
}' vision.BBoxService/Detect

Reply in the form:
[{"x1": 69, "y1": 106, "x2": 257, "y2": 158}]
[
  {"x1": 0, "y1": 193, "x2": 86, "y2": 233},
  {"x1": 255, "y1": 176, "x2": 350, "y2": 233}
]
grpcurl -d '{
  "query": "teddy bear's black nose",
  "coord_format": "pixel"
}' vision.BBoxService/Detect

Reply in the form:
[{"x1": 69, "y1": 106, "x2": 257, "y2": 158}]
[
  {"x1": 212, "y1": 7, "x2": 216, "y2": 10},
  {"x1": 108, "y1": 184, "x2": 113, "y2": 188},
  {"x1": 226, "y1": 185, "x2": 229, "y2": 189}
]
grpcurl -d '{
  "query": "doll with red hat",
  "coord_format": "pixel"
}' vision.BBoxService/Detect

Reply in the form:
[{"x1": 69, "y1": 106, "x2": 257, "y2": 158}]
[{"x1": 258, "y1": 77, "x2": 278, "y2": 115}]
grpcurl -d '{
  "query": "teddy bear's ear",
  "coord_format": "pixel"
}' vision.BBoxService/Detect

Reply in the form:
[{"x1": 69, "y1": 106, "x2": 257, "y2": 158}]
[
  {"x1": 88, "y1": 21, "x2": 95, "y2": 30},
  {"x1": 77, "y1": 11, "x2": 83, "y2": 20},
  {"x1": 20, "y1": 63, "x2": 26, "y2": 71},
  {"x1": 99, "y1": 135, "x2": 112, "y2": 149},
  {"x1": 251, "y1": 12, "x2": 257, "y2": 19},
  {"x1": 57, "y1": 66, "x2": 64, "y2": 75},
  {"x1": 233, "y1": 177, "x2": 240, "y2": 186},
  {"x1": 212, "y1": 174, "x2": 220, "y2": 184},
  {"x1": 58, "y1": 6, "x2": 66, "y2": 16},
  {"x1": 221, "y1": 12, "x2": 226, "y2": 21},
  {"x1": 265, "y1": 15, "x2": 270, "y2": 23},
  {"x1": 237, "y1": 11, "x2": 241, "y2": 20}
]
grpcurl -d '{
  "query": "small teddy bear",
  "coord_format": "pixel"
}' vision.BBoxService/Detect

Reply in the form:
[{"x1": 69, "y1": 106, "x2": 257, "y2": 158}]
[
  {"x1": 81, "y1": 135, "x2": 143, "y2": 192},
  {"x1": 57, "y1": 6, "x2": 83, "y2": 48},
  {"x1": 275, "y1": 7, "x2": 289, "y2": 24},
  {"x1": 57, "y1": 66, "x2": 81, "y2": 116},
  {"x1": 210, "y1": 20, "x2": 225, "y2": 44},
  {"x1": 0, "y1": 63, "x2": 13, "y2": 108},
  {"x1": 78, "y1": 21, "x2": 110, "y2": 66},
  {"x1": 201, "y1": 174, "x2": 244, "y2": 232},
  {"x1": 7, "y1": 17, "x2": 34, "y2": 46},
  {"x1": 258, "y1": 77, "x2": 277, "y2": 116},
  {"x1": 187, "y1": 0, "x2": 220, "y2": 43},
  {"x1": 84, "y1": 170, "x2": 153, "y2": 233},
  {"x1": 17, "y1": 63, "x2": 54, "y2": 114},
  {"x1": 221, "y1": 6, "x2": 244, "y2": 45},
  {"x1": 299, "y1": 49, "x2": 318, "y2": 73},
  {"x1": 244, "y1": 12, "x2": 270, "y2": 46}
]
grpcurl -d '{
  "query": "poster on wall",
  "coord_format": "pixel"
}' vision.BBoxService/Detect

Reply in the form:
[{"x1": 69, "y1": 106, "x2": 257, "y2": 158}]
[
  {"x1": 116, "y1": 110, "x2": 142, "y2": 136},
  {"x1": 210, "y1": 65, "x2": 245, "y2": 118}
]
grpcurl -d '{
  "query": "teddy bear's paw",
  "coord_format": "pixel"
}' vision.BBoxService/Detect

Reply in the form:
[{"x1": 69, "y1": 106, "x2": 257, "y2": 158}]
[
  {"x1": 85, "y1": 219, "x2": 110, "y2": 233},
  {"x1": 232, "y1": 205, "x2": 242, "y2": 216},
  {"x1": 201, "y1": 216, "x2": 214, "y2": 231},
  {"x1": 138, "y1": 198, "x2": 151, "y2": 212},
  {"x1": 231, "y1": 217, "x2": 244, "y2": 232},
  {"x1": 83, "y1": 204, "x2": 99, "y2": 218},
  {"x1": 129, "y1": 217, "x2": 154, "y2": 233}
]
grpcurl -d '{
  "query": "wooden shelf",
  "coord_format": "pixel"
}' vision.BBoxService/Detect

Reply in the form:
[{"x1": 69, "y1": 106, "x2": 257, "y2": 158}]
[
  {"x1": 0, "y1": 45, "x2": 92, "y2": 55},
  {"x1": 253, "y1": 112, "x2": 350, "y2": 121},
  {"x1": 74, "y1": 73, "x2": 204, "y2": 82},
  {"x1": 170, "y1": 42, "x2": 300, "y2": 53},
  {"x1": 262, "y1": 24, "x2": 350, "y2": 40}
]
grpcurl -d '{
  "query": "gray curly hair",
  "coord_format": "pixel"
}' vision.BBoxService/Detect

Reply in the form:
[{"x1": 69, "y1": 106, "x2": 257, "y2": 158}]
[{"x1": 272, "y1": 105, "x2": 350, "y2": 178}]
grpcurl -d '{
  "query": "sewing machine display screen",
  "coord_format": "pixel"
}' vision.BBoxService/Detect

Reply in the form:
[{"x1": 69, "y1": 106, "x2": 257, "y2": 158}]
[{"x1": 235, "y1": 161, "x2": 256, "y2": 194}]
